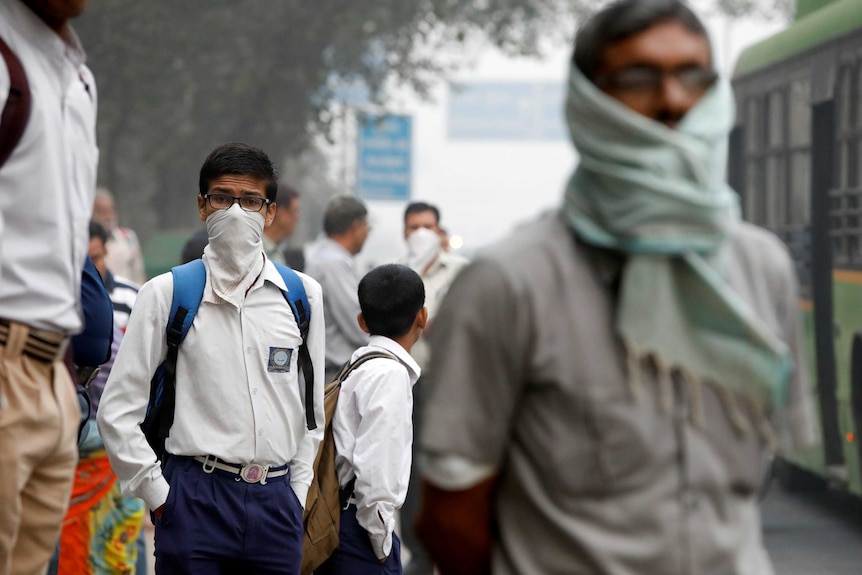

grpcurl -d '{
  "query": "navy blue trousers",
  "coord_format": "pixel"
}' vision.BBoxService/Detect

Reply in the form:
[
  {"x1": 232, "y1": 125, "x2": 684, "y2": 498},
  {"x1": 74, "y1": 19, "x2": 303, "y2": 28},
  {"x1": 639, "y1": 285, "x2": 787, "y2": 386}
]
[
  {"x1": 153, "y1": 456, "x2": 303, "y2": 575},
  {"x1": 316, "y1": 505, "x2": 402, "y2": 575}
]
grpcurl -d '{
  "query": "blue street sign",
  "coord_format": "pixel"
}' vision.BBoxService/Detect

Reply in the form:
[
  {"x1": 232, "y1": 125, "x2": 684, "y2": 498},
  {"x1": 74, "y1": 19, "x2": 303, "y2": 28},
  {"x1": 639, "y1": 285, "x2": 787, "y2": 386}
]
[
  {"x1": 356, "y1": 115, "x2": 412, "y2": 201},
  {"x1": 447, "y1": 82, "x2": 566, "y2": 141}
]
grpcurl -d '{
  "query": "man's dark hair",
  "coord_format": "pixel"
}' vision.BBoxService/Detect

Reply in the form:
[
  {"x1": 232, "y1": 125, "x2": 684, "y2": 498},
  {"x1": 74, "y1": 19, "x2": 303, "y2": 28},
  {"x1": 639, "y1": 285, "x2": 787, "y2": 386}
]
[
  {"x1": 276, "y1": 184, "x2": 299, "y2": 209},
  {"x1": 573, "y1": 0, "x2": 710, "y2": 81},
  {"x1": 404, "y1": 201, "x2": 440, "y2": 225},
  {"x1": 359, "y1": 264, "x2": 425, "y2": 339},
  {"x1": 198, "y1": 142, "x2": 278, "y2": 203},
  {"x1": 89, "y1": 220, "x2": 109, "y2": 244},
  {"x1": 323, "y1": 195, "x2": 367, "y2": 236}
]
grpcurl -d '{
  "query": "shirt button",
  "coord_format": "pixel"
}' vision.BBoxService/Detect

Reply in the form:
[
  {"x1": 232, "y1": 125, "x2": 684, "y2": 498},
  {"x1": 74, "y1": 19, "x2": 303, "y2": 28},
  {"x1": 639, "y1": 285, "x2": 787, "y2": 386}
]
[
  {"x1": 246, "y1": 347, "x2": 253, "y2": 353},
  {"x1": 258, "y1": 429, "x2": 264, "y2": 436},
  {"x1": 252, "y1": 388, "x2": 258, "y2": 395}
]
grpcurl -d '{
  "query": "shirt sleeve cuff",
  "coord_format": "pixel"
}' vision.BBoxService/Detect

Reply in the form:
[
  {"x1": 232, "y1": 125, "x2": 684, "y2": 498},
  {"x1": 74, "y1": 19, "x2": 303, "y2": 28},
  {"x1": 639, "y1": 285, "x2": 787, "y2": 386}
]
[
  {"x1": 368, "y1": 530, "x2": 392, "y2": 560},
  {"x1": 140, "y1": 476, "x2": 170, "y2": 512},
  {"x1": 419, "y1": 452, "x2": 497, "y2": 490}
]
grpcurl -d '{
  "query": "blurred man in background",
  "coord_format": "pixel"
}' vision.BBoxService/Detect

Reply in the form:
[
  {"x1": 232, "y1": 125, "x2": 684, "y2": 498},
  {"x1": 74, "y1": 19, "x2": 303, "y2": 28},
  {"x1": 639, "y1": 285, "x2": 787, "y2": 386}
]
[
  {"x1": 88, "y1": 221, "x2": 139, "y2": 332},
  {"x1": 415, "y1": 1, "x2": 817, "y2": 574},
  {"x1": 305, "y1": 195, "x2": 371, "y2": 382},
  {"x1": 397, "y1": 201, "x2": 468, "y2": 575},
  {"x1": 0, "y1": 1, "x2": 98, "y2": 573},
  {"x1": 263, "y1": 184, "x2": 301, "y2": 266},
  {"x1": 92, "y1": 188, "x2": 146, "y2": 285}
]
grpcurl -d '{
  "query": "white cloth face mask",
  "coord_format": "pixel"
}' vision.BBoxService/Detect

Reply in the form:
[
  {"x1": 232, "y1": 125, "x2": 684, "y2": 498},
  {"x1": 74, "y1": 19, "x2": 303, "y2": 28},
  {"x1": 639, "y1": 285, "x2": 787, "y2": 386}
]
[
  {"x1": 204, "y1": 204, "x2": 265, "y2": 301},
  {"x1": 406, "y1": 227, "x2": 441, "y2": 274}
]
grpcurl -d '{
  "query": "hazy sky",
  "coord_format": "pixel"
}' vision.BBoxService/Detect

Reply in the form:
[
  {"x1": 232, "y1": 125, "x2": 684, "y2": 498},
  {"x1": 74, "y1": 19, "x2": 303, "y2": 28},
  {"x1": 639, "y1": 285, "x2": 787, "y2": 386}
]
[{"x1": 333, "y1": 8, "x2": 785, "y2": 267}]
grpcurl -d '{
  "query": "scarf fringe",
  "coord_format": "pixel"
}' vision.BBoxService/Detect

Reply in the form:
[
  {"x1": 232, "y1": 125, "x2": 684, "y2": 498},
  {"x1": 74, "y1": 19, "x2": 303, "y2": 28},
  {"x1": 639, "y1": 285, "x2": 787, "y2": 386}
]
[
  {"x1": 626, "y1": 347, "x2": 777, "y2": 444},
  {"x1": 624, "y1": 338, "x2": 642, "y2": 399}
]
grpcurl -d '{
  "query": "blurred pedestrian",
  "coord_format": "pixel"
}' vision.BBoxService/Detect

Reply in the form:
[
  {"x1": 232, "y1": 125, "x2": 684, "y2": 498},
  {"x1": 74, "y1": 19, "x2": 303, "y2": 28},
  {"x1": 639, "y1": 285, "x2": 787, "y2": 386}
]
[
  {"x1": 179, "y1": 228, "x2": 208, "y2": 265},
  {"x1": 97, "y1": 143, "x2": 326, "y2": 574},
  {"x1": 415, "y1": 2, "x2": 817, "y2": 574},
  {"x1": 92, "y1": 188, "x2": 147, "y2": 285},
  {"x1": 264, "y1": 184, "x2": 302, "y2": 267},
  {"x1": 53, "y1": 222, "x2": 144, "y2": 575},
  {"x1": 305, "y1": 195, "x2": 371, "y2": 382},
  {"x1": 0, "y1": 1, "x2": 99, "y2": 573},
  {"x1": 317, "y1": 264, "x2": 426, "y2": 575},
  {"x1": 396, "y1": 202, "x2": 467, "y2": 575},
  {"x1": 89, "y1": 221, "x2": 139, "y2": 332}
]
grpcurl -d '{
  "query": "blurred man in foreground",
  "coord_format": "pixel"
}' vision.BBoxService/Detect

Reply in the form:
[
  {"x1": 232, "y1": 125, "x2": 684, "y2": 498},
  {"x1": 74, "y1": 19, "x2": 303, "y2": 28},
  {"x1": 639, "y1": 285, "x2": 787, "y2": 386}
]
[
  {"x1": 415, "y1": 1, "x2": 817, "y2": 574},
  {"x1": 0, "y1": 1, "x2": 98, "y2": 573}
]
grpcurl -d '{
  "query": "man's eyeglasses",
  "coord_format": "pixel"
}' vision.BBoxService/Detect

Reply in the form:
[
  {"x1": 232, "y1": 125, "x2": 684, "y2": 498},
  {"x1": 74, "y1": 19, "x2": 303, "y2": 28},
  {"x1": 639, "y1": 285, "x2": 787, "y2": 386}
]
[
  {"x1": 204, "y1": 193, "x2": 271, "y2": 212},
  {"x1": 595, "y1": 65, "x2": 718, "y2": 95}
]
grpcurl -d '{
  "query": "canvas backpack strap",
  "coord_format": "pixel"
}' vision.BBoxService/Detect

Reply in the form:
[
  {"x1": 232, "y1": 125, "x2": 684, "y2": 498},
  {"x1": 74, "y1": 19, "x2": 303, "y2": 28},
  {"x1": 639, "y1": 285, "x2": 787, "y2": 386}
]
[
  {"x1": 156, "y1": 259, "x2": 206, "y2": 439},
  {"x1": 337, "y1": 351, "x2": 398, "y2": 384},
  {"x1": 0, "y1": 35, "x2": 30, "y2": 170},
  {"x1": 273, "y1": 263, "x2": 317, "y2": 430}
]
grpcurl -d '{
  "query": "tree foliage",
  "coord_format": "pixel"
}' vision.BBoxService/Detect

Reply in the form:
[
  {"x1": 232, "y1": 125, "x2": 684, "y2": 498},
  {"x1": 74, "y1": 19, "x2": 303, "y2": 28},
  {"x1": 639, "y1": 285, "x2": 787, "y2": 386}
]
[{"x1": 74, "y1": 0, "x2": 791, "y2": 240}]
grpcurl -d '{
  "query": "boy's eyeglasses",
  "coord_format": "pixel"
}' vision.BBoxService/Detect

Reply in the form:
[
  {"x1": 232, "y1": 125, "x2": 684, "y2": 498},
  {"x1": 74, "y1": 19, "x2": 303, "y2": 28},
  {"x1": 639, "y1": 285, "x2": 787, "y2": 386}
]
[{"x1": 204, "y1": 193, "x2": 270, "y2": 212}]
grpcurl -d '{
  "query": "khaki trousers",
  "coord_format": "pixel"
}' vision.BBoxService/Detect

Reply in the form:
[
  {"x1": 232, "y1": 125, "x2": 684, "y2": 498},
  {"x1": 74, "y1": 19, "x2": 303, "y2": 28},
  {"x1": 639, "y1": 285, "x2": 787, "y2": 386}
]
[{"x1": 0, "y1": 322, "x2": 79, "y2": 575}]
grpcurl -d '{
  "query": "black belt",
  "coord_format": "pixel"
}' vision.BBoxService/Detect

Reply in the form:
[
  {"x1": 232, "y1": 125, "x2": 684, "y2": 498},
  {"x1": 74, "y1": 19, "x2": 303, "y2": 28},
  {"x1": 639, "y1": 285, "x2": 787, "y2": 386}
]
[{"x1": 0, "y1": 319, "x2": 66, "y2": 363}]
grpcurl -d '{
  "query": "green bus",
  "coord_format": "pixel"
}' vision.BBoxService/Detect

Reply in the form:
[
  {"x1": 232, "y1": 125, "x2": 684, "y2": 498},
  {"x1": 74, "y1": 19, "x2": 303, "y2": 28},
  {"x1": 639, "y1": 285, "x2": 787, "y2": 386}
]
[{"x1": 730, "y1": 0, "x2": 862, "y2": 495}]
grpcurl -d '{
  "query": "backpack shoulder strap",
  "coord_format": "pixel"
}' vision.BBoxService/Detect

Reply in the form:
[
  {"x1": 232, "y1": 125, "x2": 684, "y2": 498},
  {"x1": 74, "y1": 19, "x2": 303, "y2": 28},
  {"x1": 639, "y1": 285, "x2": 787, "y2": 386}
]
[
  {"x1": 272, "y1": 262, "x2": 317, "y2": 430},
  {"x1": 336, "y1": 351, "x2": 398, "y2": 384},
  {"x1": 151, "y1": 259, "x2": 206, "y2": 441},
  {"x1": 169, "y1": 259, "x2": 207, "y2": 345},
  {"x1": 273, "y1": 262, "x2": 310, "y2": 340},
  {"x1": 0, "y1": 34, "x2": 31, "y2": 170}
]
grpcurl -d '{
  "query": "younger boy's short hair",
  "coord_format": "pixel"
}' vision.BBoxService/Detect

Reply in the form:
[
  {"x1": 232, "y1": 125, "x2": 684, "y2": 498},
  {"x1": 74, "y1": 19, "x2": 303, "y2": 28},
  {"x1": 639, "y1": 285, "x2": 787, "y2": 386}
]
[{"x1": 358, "y1": 264, "x2": 425, "y2": 339}]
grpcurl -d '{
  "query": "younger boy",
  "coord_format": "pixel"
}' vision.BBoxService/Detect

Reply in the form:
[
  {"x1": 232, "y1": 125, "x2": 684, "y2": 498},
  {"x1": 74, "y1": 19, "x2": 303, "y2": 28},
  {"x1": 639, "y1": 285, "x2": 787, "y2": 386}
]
[{"x1": 317, "y1": 264, "x2": 427, "y2": 575}]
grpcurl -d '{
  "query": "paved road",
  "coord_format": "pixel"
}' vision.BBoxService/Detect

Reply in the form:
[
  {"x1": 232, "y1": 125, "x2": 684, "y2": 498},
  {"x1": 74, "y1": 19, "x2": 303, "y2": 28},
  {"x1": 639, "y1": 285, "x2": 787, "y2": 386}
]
[
  {"x1": 762, "y1": 483, "x2": 862, "y2": 574},
  {"x1": 142, "y1": 483, "x2": 861, "y2": 575}
]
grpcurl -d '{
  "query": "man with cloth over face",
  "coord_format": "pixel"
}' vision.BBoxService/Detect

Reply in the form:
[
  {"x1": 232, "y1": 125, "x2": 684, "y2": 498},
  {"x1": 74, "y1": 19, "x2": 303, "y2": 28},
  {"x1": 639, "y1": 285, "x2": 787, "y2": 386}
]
[
  {"x1": 415, "y1": 1, "x2": 818, "y2": 574},
  {"x1": 97, "y1": 143, "x2": 325, "y2": 574}
]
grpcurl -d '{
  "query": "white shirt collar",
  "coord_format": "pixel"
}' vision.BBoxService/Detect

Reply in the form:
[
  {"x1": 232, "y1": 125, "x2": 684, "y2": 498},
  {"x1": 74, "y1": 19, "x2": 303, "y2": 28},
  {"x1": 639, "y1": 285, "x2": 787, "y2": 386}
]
[
  {"x1": 7, "y1": 0, "x2": 87, "y2": 68},
  {"x1": 366, "y1": 334, "x2": 421, "y2": 384}
]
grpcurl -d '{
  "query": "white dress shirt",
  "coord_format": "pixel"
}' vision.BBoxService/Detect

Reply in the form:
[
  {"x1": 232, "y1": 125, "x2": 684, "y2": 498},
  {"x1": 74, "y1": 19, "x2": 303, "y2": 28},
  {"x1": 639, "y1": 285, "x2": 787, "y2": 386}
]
[
  {"x1": 97, "y1": 257, "x2": 326, "y2": 511},
  {"x1": 333, "y1": 335, "x2": 420, "y2": 559},
  {"x1": 0, "y1": 1, "x2": 98, "y2": 333}
]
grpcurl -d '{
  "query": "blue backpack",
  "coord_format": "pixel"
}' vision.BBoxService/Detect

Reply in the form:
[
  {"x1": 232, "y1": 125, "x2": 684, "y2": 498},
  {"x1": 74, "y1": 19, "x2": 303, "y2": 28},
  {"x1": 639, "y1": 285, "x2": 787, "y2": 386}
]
[{"x1": 141, "y1": 259, "x2": 316, "y2": 464}]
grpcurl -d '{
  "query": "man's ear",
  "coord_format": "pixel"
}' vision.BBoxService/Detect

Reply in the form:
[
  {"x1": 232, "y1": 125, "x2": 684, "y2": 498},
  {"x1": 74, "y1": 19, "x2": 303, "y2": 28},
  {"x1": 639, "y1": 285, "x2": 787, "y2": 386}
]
[
  {"x1": 357, "y1": 312, "x2": 371, "y2": 335},
  {"x1": 198, "y1": 195, "x2": 207, "y2": 222},
  {"x1": 416, "y1": 306, "x2": 428, "y2": 331},
  {"x1": 264, "y1": 202, "x2": 277, "y2": 227}
]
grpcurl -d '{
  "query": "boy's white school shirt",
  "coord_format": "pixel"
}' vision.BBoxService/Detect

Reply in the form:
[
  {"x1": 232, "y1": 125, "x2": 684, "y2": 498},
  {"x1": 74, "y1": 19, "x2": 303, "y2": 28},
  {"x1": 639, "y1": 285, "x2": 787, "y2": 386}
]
[{"x1": 332, "y1": 334, "x2": 421, "y2": 559}]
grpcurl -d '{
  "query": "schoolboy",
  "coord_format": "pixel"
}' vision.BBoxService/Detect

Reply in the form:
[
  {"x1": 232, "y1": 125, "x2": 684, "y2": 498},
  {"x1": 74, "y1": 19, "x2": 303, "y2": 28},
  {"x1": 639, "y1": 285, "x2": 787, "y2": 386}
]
[{"x1": 317, "y1": 263, "x2": 426, "y2": 575}]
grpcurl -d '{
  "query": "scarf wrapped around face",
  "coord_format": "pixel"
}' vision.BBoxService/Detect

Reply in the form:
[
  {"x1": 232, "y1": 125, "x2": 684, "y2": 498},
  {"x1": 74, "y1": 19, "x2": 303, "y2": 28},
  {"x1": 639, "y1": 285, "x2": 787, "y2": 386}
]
[{"x1": 563, "y1": 63, "x2": 791, "y2": 436}]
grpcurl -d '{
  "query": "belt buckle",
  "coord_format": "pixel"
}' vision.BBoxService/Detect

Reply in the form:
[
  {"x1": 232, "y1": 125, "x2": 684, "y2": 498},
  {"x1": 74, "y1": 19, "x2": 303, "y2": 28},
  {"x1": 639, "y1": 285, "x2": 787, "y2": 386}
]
[{"x1": 239, "y1": 463, "x2": 269, "y2": 484}]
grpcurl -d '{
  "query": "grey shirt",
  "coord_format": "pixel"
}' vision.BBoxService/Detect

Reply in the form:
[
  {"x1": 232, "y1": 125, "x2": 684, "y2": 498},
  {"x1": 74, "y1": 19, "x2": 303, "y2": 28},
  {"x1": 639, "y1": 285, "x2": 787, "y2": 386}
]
[
  {"x1": 420, "y1": 212, "x2": 814, "y2": 575},
  {"x1": 305, "y1": 238, "x2": 369, "y2": 379}
]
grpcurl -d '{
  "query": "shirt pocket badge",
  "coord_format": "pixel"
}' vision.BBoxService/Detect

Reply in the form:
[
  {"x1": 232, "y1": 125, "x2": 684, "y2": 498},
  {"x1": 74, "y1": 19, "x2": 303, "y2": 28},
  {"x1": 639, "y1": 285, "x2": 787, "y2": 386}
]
[{"x1": 268, "y1": 347, "x2": 293, "y2": 373}]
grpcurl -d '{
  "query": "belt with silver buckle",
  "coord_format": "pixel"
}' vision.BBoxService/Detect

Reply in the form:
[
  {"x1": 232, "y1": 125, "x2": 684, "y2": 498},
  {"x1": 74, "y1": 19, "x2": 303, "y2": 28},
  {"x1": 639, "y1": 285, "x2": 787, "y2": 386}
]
[{"x1": 194, "y1": 455, "x2": 289, "y2": 485}]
